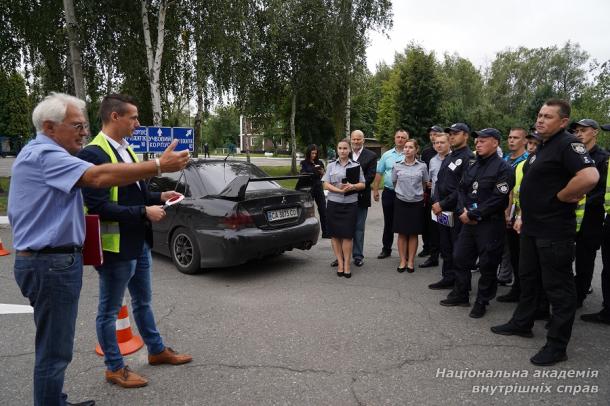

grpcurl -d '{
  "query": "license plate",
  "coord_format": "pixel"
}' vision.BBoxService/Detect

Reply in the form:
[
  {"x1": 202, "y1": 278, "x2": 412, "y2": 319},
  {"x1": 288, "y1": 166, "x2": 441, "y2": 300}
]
[{"x1": 267, "y1": 207, "x2": 299, "y2": 222}]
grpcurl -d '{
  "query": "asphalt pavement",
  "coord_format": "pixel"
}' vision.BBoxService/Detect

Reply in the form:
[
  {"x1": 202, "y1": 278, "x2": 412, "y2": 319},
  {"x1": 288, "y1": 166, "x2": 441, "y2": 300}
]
[{"x1": 1, "y1": 204, "x2": 609, "y2": 405}]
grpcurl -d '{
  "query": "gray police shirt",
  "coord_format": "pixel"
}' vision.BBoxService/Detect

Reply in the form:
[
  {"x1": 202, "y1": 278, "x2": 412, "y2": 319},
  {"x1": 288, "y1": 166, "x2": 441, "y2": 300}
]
[
  {"x1": 392, "y1": 159, "x2": 429, "y2": 203},
  {"x1": 322, "y1": 159, "x2": 365, "y2": 204}
]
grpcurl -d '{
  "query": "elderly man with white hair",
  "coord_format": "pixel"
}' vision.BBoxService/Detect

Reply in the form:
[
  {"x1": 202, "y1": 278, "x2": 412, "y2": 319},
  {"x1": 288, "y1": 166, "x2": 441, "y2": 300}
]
[{"x1": 8, "y1": 93, "x2": 189, "y2": 406}]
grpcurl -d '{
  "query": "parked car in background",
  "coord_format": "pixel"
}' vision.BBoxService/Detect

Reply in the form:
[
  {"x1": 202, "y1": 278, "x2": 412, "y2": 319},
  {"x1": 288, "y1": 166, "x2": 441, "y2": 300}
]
[{"x1": 148, "y1": 159, "x2": 320, "y2": 274}]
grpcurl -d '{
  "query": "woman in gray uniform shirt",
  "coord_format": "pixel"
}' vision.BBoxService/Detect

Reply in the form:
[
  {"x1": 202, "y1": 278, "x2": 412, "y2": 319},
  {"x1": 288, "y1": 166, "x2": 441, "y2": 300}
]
[
  {"x1": 322, "y1": 138, "x2": 365, "y2": 278},
  {"x1": 392, "y1": 139, "x2": 429, "y2": 273}
]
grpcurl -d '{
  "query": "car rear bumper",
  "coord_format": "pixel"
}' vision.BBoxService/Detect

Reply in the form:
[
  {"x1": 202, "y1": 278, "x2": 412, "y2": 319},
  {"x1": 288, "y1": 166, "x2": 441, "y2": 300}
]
[{"x1": 195, "y1": 217, "x2": 320, "y2": 267}]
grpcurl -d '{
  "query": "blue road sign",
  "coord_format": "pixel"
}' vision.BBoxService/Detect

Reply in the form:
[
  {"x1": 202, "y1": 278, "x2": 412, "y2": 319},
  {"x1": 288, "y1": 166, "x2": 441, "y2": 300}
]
[
  {"x1": 147, "y1": 127, "x2": 172, "y2": 153},
  {"x1": 172, "y1": 127, "x2": 194, "y2": 152},
  {"x1": 129, "y1": 127, "x2": 148, "y2": 153}
]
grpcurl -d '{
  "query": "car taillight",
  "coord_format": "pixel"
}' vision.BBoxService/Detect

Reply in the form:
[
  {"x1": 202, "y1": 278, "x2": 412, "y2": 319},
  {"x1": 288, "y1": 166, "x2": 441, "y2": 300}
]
[
  {"x1": 221, "y1": 210, "x2": 254, "y2": 230},
  {"x1": 303, "y1": 197, "x2": 315, "y2": 217}
]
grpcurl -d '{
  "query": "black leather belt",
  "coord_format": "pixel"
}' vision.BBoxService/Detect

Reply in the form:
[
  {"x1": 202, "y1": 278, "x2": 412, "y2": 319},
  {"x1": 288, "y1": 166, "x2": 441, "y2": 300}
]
[{"x1": 17, "y1": 246, "x2": 83, "y2": 256}]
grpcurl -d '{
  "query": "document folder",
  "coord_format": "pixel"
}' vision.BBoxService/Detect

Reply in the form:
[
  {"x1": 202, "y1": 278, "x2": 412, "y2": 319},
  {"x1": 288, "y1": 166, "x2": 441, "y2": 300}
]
[{"x1": 84, "y1": 215, "x2": 103, "y2": 266}]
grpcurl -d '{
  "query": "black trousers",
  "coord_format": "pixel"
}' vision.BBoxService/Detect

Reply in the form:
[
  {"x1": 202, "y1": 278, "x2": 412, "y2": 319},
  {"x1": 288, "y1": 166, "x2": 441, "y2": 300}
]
[
  {"x1": 381, "y1": 189, "x2": 396, "y2": 252},
  {"x1": 506, "y1": 227, "x2": 521, "y2": 294},
  {"x1": 438, "y1": 220, "x2": 462, "y2": 282},
  {"x1": 510, "y1": 235, "x2": 576, "y2": 351},
  {"x1": 310, "y1": 184, "x2": 327, "y2": 235},
  {"x1": 601, "y1": 218, "x2": 610, "y2": 314},
  {"x1": 574, "y1": 219, "x2": 603, "y2": 305},
  {"x1": 422, "y1": 197, "x2": 439, "y2": 258},
  {"x1": 452, "y1": 219, "x2": 505, "y2": 303}
]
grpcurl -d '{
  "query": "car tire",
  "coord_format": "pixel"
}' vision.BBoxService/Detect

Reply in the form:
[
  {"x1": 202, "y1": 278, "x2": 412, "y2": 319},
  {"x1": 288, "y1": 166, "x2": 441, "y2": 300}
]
[{"x1": 170, "y1": 227, "x2": 202, "y2": 274}]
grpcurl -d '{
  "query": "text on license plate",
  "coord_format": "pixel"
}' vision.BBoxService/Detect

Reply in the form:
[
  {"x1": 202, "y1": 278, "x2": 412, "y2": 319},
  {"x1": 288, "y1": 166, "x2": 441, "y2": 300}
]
[{"x1": 267, "y1": 207, "x2": 299, "y2": 222}]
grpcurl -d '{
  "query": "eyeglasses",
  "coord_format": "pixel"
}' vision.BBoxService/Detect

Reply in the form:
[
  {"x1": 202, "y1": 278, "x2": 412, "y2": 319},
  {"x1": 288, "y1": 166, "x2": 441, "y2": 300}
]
[{"x1": 67, "y1": 122, "x2": 89, "y2": 131}]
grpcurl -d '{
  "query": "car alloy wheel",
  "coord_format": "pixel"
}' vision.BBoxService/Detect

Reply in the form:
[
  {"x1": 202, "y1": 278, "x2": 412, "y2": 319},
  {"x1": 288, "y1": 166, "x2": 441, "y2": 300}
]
[{"x1": 170, "y1": 227, "x2": 202, "y2": 274}]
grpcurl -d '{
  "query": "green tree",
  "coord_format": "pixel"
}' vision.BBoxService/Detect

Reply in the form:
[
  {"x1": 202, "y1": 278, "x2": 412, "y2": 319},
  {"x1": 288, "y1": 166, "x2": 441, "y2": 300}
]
[{"x1": 396, "y1": 45, "x2": 442, "y2": 141}]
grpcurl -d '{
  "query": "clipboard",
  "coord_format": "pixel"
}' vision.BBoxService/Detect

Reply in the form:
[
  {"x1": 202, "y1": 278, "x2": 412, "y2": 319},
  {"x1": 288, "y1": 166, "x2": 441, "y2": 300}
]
[
  {"x1": 83, "y1": 215, "x2": 103, "y2": 266},
  {"x1": 431, "y1": 210, "x2": 454, "y2": 227},
  {"x1": 343, "y1": 166, "x2": 361, "y2": 196}
]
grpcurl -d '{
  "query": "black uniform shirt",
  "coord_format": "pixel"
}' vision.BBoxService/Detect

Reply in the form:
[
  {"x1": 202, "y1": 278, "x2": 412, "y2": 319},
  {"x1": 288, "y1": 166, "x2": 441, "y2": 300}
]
[
  {"x1": 457, "y1": 153, "x2": 514, "y2": 221},
  {"x1": 434, "y1": 145, "x2": 475, "y2": 213},
  {"x1": 584, "y1": 145, "x2": 609, "y2": 208},
  {"x1": 521, "y1": 129, "x2": 595, "y2": 239}
]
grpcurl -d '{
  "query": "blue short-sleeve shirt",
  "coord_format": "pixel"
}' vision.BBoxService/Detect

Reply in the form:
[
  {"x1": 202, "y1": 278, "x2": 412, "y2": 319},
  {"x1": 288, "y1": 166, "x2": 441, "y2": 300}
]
[
  {"x1": 8, "y1": 133, "x2": 93, "y2": 250},
  {"x1": 376, "y1": 147, "x2": 405, "y2": 190}
]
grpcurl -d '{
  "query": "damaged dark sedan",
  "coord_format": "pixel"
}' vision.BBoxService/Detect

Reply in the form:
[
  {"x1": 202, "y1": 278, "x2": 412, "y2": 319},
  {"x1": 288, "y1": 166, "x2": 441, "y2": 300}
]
[{"x1": 148, "y1": 159, "x2": 320, "y2": 274}]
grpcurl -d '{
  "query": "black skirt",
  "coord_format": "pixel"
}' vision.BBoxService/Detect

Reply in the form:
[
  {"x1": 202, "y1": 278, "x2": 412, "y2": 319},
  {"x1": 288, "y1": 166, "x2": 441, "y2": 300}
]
[
  {"x1": 326, "y1": 200, "x2": 358, "y2": 238},
  {"x1": 393, "y1": 199, "x2": 425, "y2": 235}
]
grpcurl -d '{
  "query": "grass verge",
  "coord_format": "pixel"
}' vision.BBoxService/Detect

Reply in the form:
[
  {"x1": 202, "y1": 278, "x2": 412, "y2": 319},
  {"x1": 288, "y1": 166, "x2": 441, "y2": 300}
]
[
  {"x1": 0, "y1": 177, "x2": 9, "y2": 215},
  {"x1": 259, "y1": 166, "x2": 298, "y2": 190}
]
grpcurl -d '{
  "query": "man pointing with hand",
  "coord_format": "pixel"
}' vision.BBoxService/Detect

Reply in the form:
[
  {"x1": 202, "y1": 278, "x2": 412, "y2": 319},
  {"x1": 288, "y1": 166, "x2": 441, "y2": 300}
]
[{"x1": 79, "y1": 94, "x2": 193, "y2": 390}]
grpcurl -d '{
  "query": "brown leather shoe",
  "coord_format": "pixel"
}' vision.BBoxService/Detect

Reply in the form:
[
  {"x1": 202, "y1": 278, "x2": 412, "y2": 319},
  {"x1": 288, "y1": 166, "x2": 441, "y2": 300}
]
[
  {"x1": 148, "y1": 347, "x2": 193, "y2": 366},
  {"x1": 105, "y1": 366, "x2": 148, "y2": 388}
]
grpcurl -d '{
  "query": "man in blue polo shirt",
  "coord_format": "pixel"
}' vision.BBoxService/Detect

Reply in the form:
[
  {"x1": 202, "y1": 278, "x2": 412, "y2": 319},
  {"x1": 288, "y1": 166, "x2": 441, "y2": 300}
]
[
  {"x1": 9, "y1": 93, "x2": 188, "y2": 406},
  {"x1": 372, "y1": 129, "x2": 408, "y2": 259}
]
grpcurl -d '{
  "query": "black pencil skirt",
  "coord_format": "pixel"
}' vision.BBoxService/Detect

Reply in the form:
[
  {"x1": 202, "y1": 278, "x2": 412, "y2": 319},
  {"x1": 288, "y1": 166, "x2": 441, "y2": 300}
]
[
  {"x1": 326, "y1": 200, "x2": 358, "y2": 238},
  {"x1": 393, "y1": 198, "x2": 425, "y2": 235}
]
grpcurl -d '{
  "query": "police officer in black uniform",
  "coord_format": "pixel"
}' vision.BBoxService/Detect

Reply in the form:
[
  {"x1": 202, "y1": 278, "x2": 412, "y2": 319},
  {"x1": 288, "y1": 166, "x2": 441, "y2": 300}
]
[
  {"x1": 581, "y1": 122, "x2": 610, "y2": 325},
  {"x1": 492, "y1": 99, "x2": 599, "y2": 366},
  {"x1": 429, "y1": 123, "x2": 475, "y2": 290},
  {"x1": 440, "y1": 128, "x2": 514, "y2": 319},
  {"x1": 569, "y1": 119, "x2": 610, "y2": 307}
]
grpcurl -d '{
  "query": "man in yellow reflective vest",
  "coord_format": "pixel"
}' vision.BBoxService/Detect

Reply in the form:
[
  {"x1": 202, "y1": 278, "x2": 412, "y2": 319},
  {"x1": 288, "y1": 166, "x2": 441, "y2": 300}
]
[
  {"x1": 581, "y1": 122, "x2": 610, "y2": 325},
  {"x1": 79, "y1": 94, "x2": 192, "y2": 389}
]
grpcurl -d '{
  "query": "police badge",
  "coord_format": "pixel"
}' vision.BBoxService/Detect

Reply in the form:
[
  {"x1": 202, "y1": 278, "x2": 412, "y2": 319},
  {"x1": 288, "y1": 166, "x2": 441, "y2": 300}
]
[
  {"x1": 571, "y1": 143, "x2": 586, "y2": 154},
  {"x1": 496, "y1": 182, "x2": 509, "y2": 194}
]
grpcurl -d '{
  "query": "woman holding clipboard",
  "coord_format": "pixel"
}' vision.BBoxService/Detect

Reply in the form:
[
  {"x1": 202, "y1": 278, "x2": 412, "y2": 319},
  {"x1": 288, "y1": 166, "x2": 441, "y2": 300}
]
[{"x1": 322, "y1": 138, "x2": 365, "y2": 278}]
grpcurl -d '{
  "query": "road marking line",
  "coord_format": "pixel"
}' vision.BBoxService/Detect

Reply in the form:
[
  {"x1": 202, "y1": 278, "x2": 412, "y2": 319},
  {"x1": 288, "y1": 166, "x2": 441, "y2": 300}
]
[{"x1": 0, "y1": 303, "x2": 33, "y2": 314}]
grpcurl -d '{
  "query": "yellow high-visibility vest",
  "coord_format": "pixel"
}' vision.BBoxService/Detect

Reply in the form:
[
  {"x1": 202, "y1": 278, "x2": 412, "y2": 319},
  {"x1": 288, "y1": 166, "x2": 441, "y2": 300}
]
[{"x1": 86, "y1": 133, "x2": 139, "y2": 253}]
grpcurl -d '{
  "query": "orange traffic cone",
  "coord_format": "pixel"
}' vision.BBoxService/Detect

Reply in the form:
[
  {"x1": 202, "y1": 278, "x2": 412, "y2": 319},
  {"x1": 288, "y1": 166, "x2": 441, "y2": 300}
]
[
  {"x1": 95, "y1": 298, "x2": 144, "y2": 356},
  {"x1": 0, "y1": 237, "x2": 9, "y2": 256}
]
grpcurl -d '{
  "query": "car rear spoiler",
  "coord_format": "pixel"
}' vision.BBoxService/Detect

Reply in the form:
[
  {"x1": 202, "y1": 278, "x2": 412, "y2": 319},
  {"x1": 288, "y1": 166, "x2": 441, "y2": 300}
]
[{"x1": 215, "y1": 175, "x2": 311, "y2": 201}]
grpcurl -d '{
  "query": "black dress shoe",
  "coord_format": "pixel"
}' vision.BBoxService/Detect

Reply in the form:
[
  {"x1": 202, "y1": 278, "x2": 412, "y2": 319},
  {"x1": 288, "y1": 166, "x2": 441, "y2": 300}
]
[
  {"x1": 530, "y1": 345, "x2": 567, "y2": 366},
  {"x1": 490, "y1": 322, "x2": 533, "y2": 338},
  {"x1": 354, "y1": 258, "x2": 364, "y2": 267},
  {"x1": 67, "y1": 401, "x2": 95, "y2": 406},
  {"x1": 396, "y1": 266, "x2": 406, "y2": 273},
  {"x1": 496, "y1": 291, "x2": 520, "y2": 303},
  {"x1": 428, "y1": 279, "x2": 454, "y2": 290},
  {"x1": 580, "y1": 311, "x2": 610, "y2": 325},
  {"x1": 419, "y1": 257, "x2": 439, "y2": 268},
  {"x1": 417, "y1": 249, "x2": 430, "y2": 258},
  {"x1": 469, "y1": 302, "x2": 486, "y2": 318},
  {"x1": 343, "y1": 272, "x2": 352, "y2": 278},
  {"x1": 440, "y1": 296, "x2": 469, "y2": 307},
  {"x1": 331, "y1": 259, "x2": 338, "y2": 267},
  {"x1": 377, "y1": 250, "x2": 391, "y2": 259},
  {"x1": 337, "y1": 271, "x2": 344, "y2": 277},
  {"x1": 406, "y1": 267, "x2": 414, "y2": 273}
]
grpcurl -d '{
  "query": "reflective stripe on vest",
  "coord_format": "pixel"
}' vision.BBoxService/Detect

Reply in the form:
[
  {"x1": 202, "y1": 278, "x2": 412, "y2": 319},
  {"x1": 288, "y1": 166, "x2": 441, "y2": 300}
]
[
  {"x1": 512, "y1": 160, "x2": 525, "y2": 209},
  {"x1": 86, "y1": 133, "x2": 140, "y2": 253},
  {"x1": 575, "y1": 196, "x2": 586, "y2": 233}
]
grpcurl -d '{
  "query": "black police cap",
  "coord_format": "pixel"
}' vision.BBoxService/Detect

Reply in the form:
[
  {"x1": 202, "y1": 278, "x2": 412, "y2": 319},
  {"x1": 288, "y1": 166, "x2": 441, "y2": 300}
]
[
  {"x1": 472, "y1": 128, "x2": 502, "y2": 141},
  {"x1": 444, "y1": 123, "x2": 470, "y2": 134}
]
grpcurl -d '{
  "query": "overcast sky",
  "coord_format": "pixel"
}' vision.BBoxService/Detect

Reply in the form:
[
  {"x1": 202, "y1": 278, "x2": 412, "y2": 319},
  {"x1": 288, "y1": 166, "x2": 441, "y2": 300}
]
[{"x1": 366, "y1": 0, "x2": 610, "y2": 72}]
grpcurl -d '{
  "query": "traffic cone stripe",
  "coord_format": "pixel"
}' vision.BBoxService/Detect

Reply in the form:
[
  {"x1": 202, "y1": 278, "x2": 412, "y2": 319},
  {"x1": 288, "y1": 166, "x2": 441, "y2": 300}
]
[
  {"x1": 95, "y1": 298, "x2": 144, "y2": 356},
  {"x1": 0, "y1": 237, "x2": 9, "y2": 256}
]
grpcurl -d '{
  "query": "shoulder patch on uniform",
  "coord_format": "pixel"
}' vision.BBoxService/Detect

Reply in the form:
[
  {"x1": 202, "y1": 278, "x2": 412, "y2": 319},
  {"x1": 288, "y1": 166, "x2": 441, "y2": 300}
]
[
  {"x1": 496, "y1": 182, "x2": 510, "y2": 194},
  {"x1": 455, "y1": 158, "x2": 463, "y2": 166},
  {"x1": 571, "y1": 143, "x2": 587, "y2": 154}
]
